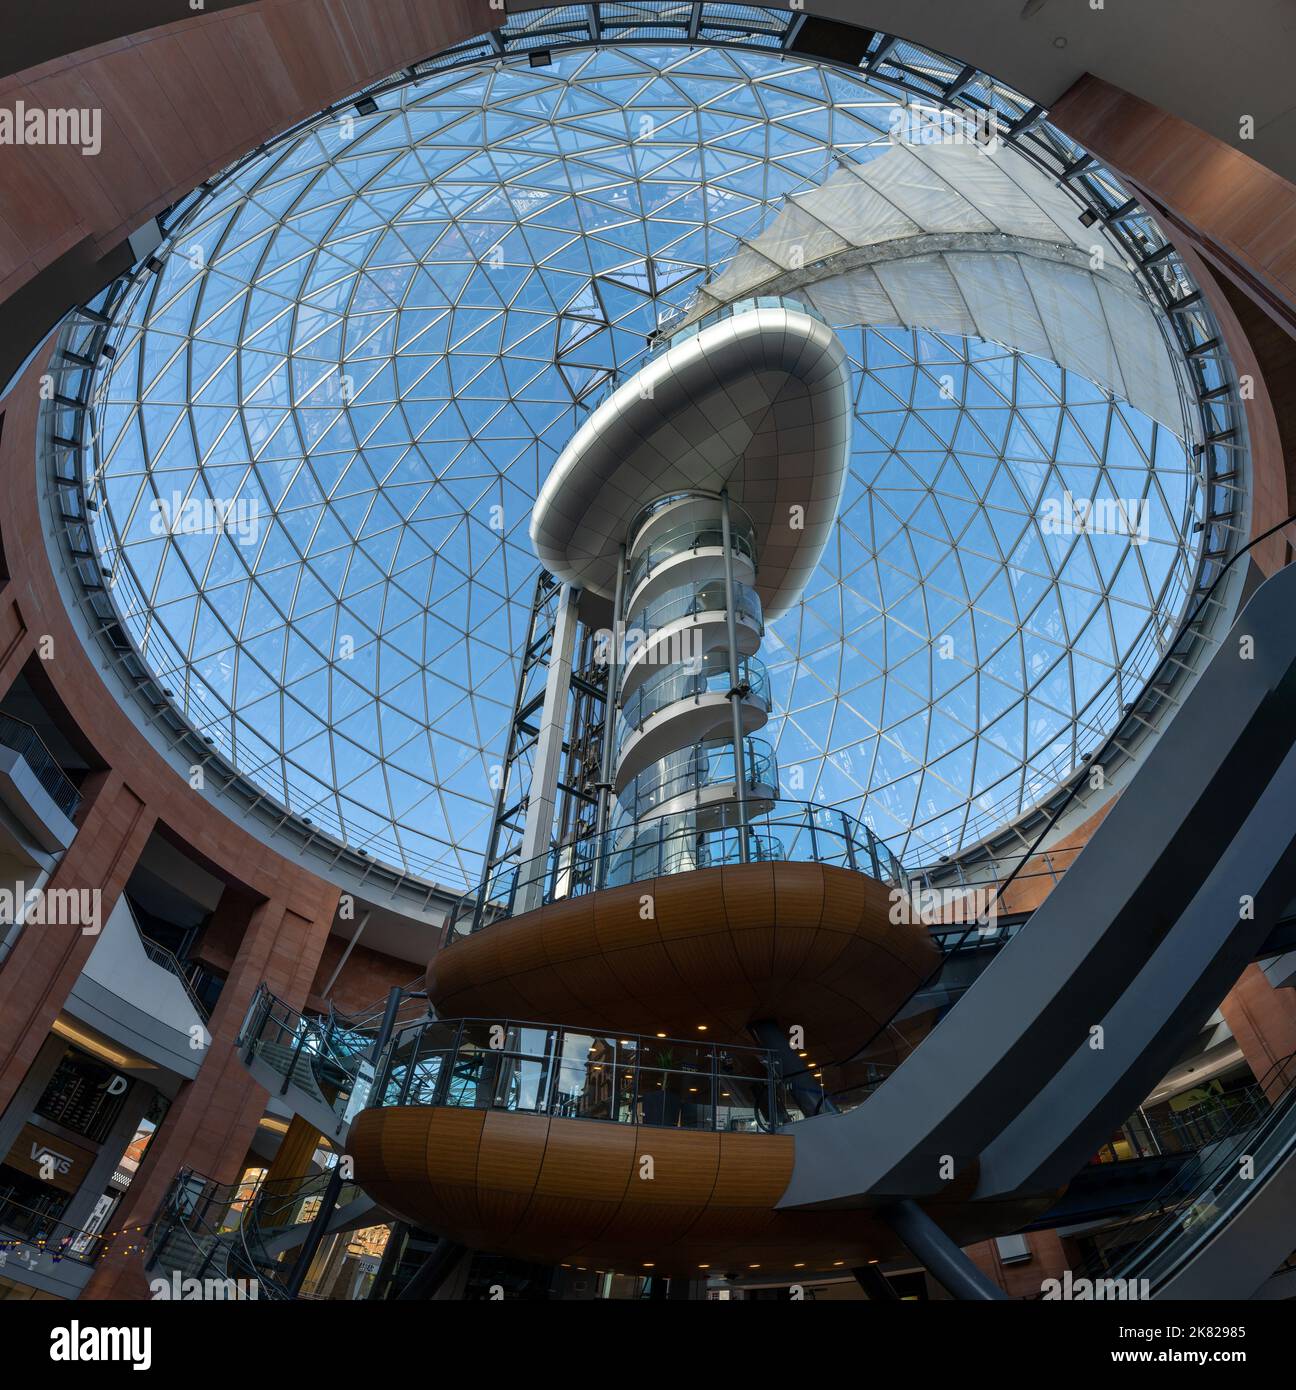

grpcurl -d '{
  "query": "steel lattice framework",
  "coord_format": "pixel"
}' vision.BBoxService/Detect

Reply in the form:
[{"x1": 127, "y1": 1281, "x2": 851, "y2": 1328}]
[{"x1": 70, "y1": 17, "x2": 1224, "y2": 889}]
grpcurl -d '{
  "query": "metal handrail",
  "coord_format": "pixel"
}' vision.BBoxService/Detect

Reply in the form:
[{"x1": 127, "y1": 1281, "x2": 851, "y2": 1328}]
[
  {"x1": 625, "y1": 514, "x2": 758, "y2": 601},
  {"x1": 238, "y1": 985, "x2": 367, "y2": 1118},
  {"x1": 238, "y1": 980, "x2": 428, "y2": 1122},
  {"x1": 1088, "y1": 1084, "x2": 1272, "y2": 1165},
  {"x1": 1061, "y1": 1051, "x2": 1296, "y2": 1293},
  {"x1": 0, "y1": 712, "x2": 81, "y2": 821},
  {"x1": 617, "y1": 656, "x2": 769, "y2": 743},
  {"x1": 146, "y1": 1166, "x2": 311, "y2": 1299},
  {"x1": 327, "y1": 974, "x2": 426, "y2": 1034},
  {"x1": 625, "y1": 575, "x2": 763, "y2": 647},
  {"x1": 447, "y1": 795, "x2": 907, "y2": 940},
  {"x1": 127, "y1": 899, "x2": 211, "y2": 1022},
  {"x1": 0, "y1": 1192, "x2": 103, "y2": 1265},
  {"x1": 615, "y1": 735, "x2": 778, "y2": 824},
  {"x1": 663, "y1": 294, "x2": 827, "y2": 347}
]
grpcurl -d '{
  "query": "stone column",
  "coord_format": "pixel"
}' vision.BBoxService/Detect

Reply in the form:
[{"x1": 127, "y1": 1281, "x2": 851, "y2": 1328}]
[
  {"x1": 0, "y1": 772, "x2": 154, "y2": 1117},
  {"x1": 82, "y1": 885, "x2": 337, "y2": 1298}
]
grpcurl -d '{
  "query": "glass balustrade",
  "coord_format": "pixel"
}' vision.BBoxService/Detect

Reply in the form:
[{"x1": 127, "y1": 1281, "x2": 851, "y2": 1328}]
[
  {"x1": 616, "y1": 657, "x2": 769, "y2": 744},
  {"x1": 661, "y1": 295, "x2": 824, "y2": 352},
  {"x1": 449, "y1": 797, "x2": 907, "y2": 938},
  {"x1": 625, "y1": 514, "x2": 757, "y2": 600},
  {"x1": 624, "y1": 576, "x2": 762, "y2": 651},
  {"x1": 617, "y1": 736, "x2": 776, "y2": 823},
  {"x1": 371, "y1": 1017, "x2": 786, "y2": 1133}
]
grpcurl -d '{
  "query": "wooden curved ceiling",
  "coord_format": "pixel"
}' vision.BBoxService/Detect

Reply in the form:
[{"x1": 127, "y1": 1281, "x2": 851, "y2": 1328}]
[
  {"x1": 429, "y1": 862, "x2": 939, "y2": 1066},
  {"x1": 350, "y1": 1104, "x2": 898, "y2": 1277}
]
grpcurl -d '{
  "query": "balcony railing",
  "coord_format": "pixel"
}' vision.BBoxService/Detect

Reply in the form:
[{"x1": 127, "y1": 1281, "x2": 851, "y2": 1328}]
[
  {"x1": 625, "y1": 513, "x2": 757, "y2": 601},
  {"x1": 146, "y1": 1166, "x2": 352, "y2": 1299},
  {"x1": 625, "y1": 575, "x2": 762, "y2": 650},
  {"x1": 660, "y1": 294, "x2": 826, "y2": 350},
  {"x1": 617, "y1": 657, "x2": 769, "y2": 746},
  {"x1": 447, "y1": 797, "x2": 907, "y2": 939},
  {"x1": 0, "y1": 712, "x2": 80, "y2": 821},
  {"x1": 125, "y1": 899, "x2": 212, "y2": 1022},
  {"x1": 373, "y1": 1016, "x2": 790, "y2": 1133},
  {"x1": 615, "y1": 735, "x2": 777, "y2": 824},
  {"x1": 0, "y1": 1190, "x2": 102, "y2": 1265}
]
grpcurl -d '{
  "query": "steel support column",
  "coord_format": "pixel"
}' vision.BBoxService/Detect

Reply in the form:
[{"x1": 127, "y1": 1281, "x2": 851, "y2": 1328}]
[
  {"x1": 515, "y1": 582, "x2": 580, "y2": 912},
  {"x1": 885, "y1": 1199, "x2": 1007, "y2": 1301},
  {"x1": 595, "y1": 544, "x2": 626, "y2": 840}
]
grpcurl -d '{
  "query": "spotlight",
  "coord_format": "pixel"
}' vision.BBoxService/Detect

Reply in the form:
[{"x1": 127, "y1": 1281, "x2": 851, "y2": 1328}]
[
  {"x1": 354, "y1": 96, "x2": 379, "y2": 117},
  {"x1": 1078, "y1": 208, "x2": 1099, "y2": 228},
  {"x1": 529, "y1": 49, "x2": 553, "y2": 68}
]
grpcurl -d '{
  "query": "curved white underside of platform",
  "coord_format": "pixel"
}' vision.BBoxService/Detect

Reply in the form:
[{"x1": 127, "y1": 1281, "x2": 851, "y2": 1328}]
[
  {"x1": 678, "y1": 141, "x2": 1185, "y2": 436},
  {"x1": 530, "y1": 304, "x2": 852, "y2": 620}
]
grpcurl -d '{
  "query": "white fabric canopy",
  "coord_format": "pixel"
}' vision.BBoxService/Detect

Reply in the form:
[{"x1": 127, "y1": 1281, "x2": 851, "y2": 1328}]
[{"x1": 681, "y1": 141, "x2": 1185, "y2": 435}]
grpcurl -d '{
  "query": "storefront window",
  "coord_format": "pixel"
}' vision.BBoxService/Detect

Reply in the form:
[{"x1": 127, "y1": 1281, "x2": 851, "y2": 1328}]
[{"x1": 34, "y1": 1046, "x2": 131, "y2": 1143}]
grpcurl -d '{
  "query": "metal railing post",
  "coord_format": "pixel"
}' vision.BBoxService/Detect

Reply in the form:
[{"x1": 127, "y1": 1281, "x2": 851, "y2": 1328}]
[
  {"x1": 842, "y1": 811, "x2": 859, "y2": 871},
  {"x1": 398, "y1": 1024, "x2": 417, "y2": 1107},
  {"x1": 284, "y1": 1016, "x2": 310, "y2": 1096},
  {"x1": 370, "y1": 985, "x2": 403, "y2": 1074},
  {"x1": 719, "y1": 490, "x2": 749, "y2": 863},
  {"x1": 283, "y1": 1165, "x2": 345, "y2": 1299}
]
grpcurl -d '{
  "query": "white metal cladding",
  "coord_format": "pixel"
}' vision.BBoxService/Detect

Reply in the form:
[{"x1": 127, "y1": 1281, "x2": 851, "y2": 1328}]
[
  {"x1": 531, "y1": 303, "x2": 853, "y2": 620},
  {"x1": 680, "y1": 141, "x2": 1185, "y2": 435}
]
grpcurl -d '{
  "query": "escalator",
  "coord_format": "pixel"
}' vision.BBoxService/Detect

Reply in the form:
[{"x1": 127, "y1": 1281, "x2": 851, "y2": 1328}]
[
  {"x1": 1057, "y1": 1053, "x2": 1296, "y2": 1299},
  {"x1": 750, "y1": 522, "x2": 1296, "y2": 1301},
  {"x1": 777, "y1": 530, "x2": 1296, "y2": 1298}
]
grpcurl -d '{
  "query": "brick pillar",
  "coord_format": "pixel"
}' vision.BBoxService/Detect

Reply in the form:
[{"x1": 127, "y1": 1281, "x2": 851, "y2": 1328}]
[
  {"x1": 84, "y1": 886, "x2": 337, "y2": 1298},
  {"x1": 0, "y1": 770, "x2": 153, "y2": 1116},
  {"x1": 0, "y1": 596, "x2": 34, "y2": 702},
  {"x1": 1220, "y1": 963, "x2": 1296, "y2": 1101}
]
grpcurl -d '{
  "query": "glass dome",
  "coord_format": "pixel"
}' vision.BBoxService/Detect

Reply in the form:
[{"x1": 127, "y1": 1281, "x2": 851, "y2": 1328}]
[{"x1": 85, "y1": 40, "x2": 1201, "y2": 887}]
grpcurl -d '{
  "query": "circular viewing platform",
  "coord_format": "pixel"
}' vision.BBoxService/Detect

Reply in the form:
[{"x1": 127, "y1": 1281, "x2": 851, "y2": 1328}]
[
  {"x1": 349, "y1": 1015, "x2": 905, "y2": 1276},
  {"x1": 529, "y1": 297, "x2": 853, "y2": 622},
  {"x1": 450, "y1": 798, "x2": 909, "y2": 939}
]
